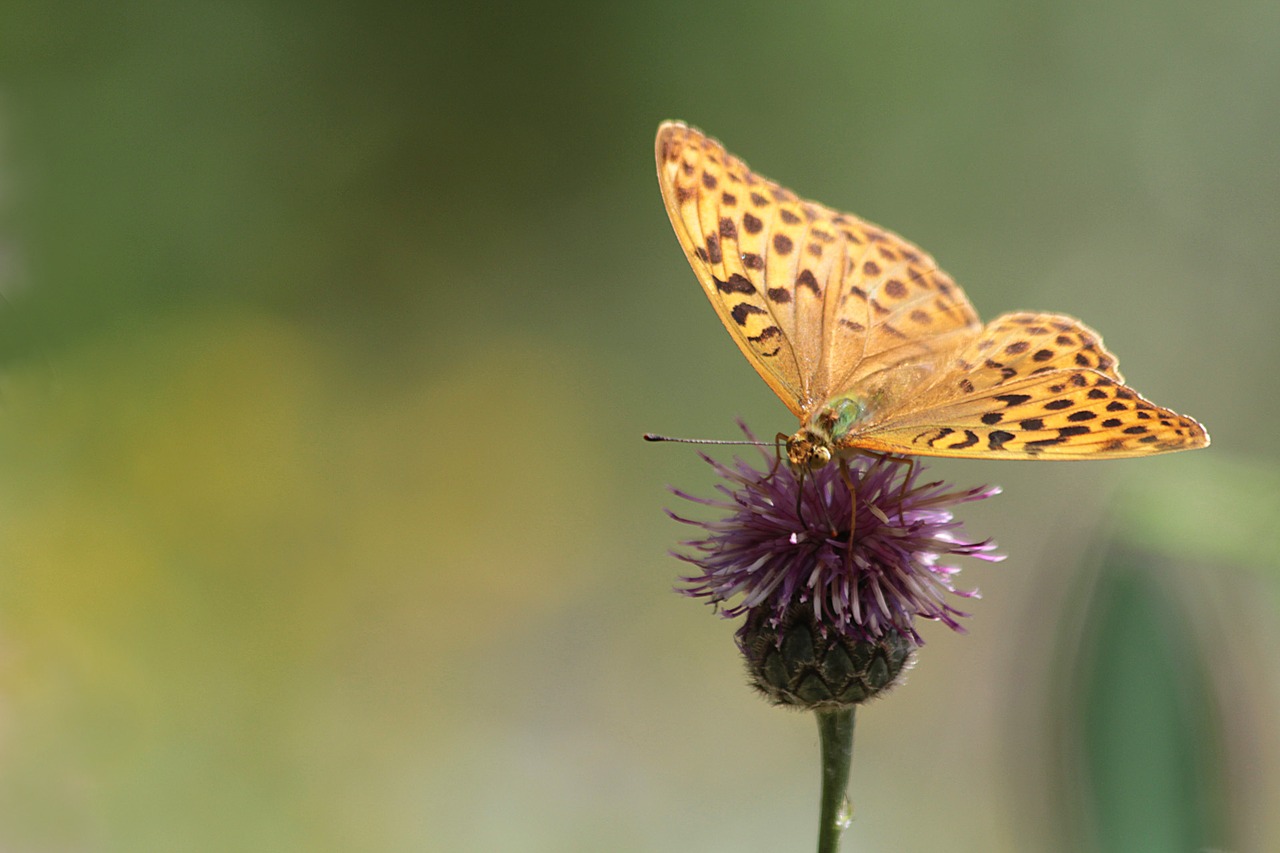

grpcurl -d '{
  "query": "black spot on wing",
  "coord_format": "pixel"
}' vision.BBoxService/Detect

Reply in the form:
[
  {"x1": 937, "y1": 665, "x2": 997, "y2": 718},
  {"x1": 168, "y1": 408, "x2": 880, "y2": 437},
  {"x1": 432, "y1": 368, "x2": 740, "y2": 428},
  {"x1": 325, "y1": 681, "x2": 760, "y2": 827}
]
[
  {"x1": 796, "y1": 269, "x2": 821, "y2": 295},
  {"x1": 714, "y1": 274, "x2": 756, "y2": 295},
  {"x1": 926, "y1": 428, "x2": 955, "y2": 446},
  {"x1": 748, "y1": 325, "x2": 783, "y2": 357},
  {"x1": 731, "y1": 303, "x2": 767, "y2": 325}
]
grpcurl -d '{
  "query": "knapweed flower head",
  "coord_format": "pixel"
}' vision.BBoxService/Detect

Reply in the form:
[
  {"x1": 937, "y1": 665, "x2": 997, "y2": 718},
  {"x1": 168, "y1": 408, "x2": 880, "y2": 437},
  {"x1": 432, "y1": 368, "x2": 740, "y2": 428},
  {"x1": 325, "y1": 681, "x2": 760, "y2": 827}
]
[{"x1": 669, "y1": 425, "x2": 1002, "y2": 706}]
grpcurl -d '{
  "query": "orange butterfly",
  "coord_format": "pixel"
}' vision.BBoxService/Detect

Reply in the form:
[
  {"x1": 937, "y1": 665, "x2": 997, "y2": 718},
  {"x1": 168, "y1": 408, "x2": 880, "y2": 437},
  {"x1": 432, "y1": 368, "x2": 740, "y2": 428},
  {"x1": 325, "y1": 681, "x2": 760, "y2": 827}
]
[{"x1": 656, "y1": 121, "x2": 1208, "y2": 471}]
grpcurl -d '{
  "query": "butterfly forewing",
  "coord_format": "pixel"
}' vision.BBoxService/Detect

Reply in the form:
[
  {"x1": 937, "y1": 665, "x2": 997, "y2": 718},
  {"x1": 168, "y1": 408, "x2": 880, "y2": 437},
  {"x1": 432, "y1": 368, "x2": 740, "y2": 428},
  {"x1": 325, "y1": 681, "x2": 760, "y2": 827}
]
[
  {"x1": 657, "y1": 121, "x2": 981, "y2": 419},
  {"x1": 657, "y1": 123, "x2": 809, "y2": 416}
]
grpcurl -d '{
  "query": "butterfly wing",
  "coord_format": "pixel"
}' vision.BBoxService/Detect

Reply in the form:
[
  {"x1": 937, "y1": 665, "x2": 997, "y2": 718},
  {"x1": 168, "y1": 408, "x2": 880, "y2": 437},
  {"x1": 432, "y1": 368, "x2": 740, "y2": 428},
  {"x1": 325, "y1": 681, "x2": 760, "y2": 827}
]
[
  {"x1": 657, "y1": 123, "x2": 1208, "y2": 460},
  {"x1": 656, "y1": 121, "x2": 981, "y2": 420},
  {"x1": 842, "y1": 312, "x2": 1209, "y2": 458}
]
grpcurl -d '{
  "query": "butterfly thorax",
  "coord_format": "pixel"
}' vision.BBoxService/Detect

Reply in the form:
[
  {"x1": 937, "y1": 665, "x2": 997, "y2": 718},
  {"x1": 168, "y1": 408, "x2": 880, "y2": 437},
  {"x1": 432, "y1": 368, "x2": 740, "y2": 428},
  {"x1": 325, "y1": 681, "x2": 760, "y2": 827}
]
[{"x1": 786, "y1": 395, "x2": 866, "y2": 470}]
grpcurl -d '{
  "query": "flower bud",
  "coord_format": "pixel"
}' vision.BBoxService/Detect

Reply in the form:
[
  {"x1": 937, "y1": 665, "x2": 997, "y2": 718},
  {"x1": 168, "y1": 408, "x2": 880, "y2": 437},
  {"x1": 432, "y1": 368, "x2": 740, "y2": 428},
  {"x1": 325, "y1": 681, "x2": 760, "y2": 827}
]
[{"x1": 738, "y1": 604, "x2": 915, "y2": 708}]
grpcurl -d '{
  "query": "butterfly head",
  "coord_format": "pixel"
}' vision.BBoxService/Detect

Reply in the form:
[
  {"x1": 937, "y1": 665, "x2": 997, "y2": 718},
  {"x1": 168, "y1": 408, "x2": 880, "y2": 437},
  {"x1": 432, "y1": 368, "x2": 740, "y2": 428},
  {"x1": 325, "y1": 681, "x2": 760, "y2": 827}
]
[
  {"x1": 786, "y1": 396, "x2": 866, "y2": 470},
  {"x1": 785, "y1": 431, "x2": 832, "y2": 470}
]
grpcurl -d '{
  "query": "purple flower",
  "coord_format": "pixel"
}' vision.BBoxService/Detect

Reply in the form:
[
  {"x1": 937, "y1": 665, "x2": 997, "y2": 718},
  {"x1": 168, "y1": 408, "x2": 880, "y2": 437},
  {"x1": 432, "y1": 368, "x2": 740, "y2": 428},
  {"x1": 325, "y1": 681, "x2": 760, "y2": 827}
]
[{"x1": 669, "y1": 428, "x2": 1003, "y2": 648}]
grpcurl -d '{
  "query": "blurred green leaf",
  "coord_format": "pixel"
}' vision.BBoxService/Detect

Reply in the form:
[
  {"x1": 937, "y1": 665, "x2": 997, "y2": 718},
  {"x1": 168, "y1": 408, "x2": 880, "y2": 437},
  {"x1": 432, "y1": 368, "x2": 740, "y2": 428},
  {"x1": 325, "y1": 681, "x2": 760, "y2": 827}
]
[{"x1": 1077, "y1": 551, "x2": 1228, "y2": 853}]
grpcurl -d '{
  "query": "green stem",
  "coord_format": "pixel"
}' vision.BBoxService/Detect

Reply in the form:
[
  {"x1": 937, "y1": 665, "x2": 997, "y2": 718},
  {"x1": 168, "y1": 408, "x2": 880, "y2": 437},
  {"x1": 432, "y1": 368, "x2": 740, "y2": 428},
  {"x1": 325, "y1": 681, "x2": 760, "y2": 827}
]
[{"x1": 815, "y1": 707, "x2": 856, "y2": 853}]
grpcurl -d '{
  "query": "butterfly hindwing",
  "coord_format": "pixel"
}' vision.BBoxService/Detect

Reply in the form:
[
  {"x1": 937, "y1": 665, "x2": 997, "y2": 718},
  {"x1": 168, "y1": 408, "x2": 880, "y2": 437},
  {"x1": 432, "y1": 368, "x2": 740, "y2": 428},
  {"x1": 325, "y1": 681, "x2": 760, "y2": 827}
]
[
  {"x1": 848, "y1": 371, "x2": 1207, "y2": 459},
  {"x1": 841, "y1": 314, "x2": 1208, "y2": 458}
]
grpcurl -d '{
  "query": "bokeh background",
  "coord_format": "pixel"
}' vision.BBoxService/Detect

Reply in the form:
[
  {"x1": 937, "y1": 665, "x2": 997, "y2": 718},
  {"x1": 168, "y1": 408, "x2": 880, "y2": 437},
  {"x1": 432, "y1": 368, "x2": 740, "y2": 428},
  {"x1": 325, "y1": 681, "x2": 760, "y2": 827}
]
[{"x1": 0, "y1": 2, "x2": 1276, "y2": 850}]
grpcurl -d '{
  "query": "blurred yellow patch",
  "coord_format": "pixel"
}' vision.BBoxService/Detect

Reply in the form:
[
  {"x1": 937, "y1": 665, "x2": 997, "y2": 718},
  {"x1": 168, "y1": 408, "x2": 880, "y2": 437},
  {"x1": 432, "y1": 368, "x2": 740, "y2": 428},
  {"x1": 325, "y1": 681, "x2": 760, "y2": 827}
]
[{"x1": 0, "y1": 309, "x2": 608, "y2": 705}]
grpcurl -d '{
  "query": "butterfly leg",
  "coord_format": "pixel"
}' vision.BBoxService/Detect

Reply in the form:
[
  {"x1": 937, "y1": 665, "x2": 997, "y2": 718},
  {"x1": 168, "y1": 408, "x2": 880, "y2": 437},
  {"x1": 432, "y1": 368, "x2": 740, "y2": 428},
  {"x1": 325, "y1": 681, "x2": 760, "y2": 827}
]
[
  {"x1": 838, "y1": 456, "x2": 858, "y2": 542},
  {"x1": 772, "y1": 432, "x2": 788, "y2": 473},
  {"x1": 777, "y1": 432, "x2": 814, "y2": 528},
  {"x1": 796, "y1": 467, "x2": 812, "y2": 530},
  {"x1": 894, "y1": 455, "x2": 917, "y2": 524},
  {"x1": 862, "y1": 450, "x2": 916, "y2": 524}
]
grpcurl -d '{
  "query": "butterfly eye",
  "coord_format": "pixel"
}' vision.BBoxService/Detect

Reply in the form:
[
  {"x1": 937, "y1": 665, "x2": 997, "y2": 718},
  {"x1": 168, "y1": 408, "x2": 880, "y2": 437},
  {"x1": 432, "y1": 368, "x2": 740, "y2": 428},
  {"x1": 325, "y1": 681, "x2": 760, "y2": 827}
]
[{"x1": 810, "y1": 446, "x2": 832, "y2": 468}]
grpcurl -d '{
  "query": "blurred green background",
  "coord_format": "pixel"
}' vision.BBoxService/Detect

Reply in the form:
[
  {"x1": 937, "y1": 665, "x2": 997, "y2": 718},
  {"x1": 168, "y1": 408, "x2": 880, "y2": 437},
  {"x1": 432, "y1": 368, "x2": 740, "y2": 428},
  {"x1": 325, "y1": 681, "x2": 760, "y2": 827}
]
[{"x1": 0, "y1": 1, "x2": 1276, "y2": 850}]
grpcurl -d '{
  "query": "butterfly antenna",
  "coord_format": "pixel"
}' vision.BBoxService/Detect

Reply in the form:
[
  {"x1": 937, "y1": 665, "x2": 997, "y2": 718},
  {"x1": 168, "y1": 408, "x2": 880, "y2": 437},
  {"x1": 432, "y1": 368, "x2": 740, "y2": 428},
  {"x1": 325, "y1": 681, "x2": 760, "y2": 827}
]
[{"x1": 643, "y1": 433, "x2": 771, "y2": 446}]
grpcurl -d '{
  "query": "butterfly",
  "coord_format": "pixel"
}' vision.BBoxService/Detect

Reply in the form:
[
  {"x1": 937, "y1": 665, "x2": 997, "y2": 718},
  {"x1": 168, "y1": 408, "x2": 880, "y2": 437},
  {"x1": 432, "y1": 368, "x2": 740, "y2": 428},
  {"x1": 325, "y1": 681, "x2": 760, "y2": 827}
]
[{"x1": 655, "y1": 121, "x2": 1209, "y2": 471}]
